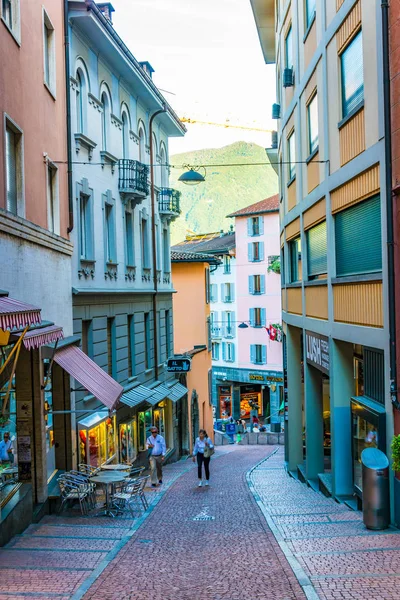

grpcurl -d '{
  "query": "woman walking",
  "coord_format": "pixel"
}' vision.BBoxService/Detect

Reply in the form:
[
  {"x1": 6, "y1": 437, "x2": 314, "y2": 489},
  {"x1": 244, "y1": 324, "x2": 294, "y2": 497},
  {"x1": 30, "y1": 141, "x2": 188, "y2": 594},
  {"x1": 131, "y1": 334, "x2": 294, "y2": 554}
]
[{"x1": 192, "y1": 429, "x2": 214, "y2": 487}]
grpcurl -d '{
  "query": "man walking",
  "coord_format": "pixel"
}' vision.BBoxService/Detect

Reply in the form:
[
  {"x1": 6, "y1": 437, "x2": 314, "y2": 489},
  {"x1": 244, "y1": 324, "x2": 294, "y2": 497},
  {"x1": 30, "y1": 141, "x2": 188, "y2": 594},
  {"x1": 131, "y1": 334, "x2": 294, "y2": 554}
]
[{"x1": 146, "y1": 426, "x2": 166, "y2": 487}]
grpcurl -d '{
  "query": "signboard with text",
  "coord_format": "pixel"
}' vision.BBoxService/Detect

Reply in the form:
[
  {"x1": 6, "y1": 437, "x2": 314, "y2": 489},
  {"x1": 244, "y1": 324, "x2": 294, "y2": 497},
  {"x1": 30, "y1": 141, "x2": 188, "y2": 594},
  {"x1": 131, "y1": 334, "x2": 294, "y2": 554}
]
[
  {"x1": 305, "y1": 331, "x2": 330, "y2": 375},
  {"x1": 166, "y1": 357, "x2": 191, "y2": 373}
]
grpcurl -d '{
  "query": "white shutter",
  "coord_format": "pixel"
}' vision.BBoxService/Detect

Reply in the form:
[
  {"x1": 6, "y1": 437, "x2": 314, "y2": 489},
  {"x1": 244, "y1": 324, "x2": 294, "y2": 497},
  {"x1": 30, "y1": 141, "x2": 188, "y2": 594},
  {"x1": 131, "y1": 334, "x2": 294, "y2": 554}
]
[
  {"x1": 261, "y1": 308, "x2": 266, "y2": 327},
  {"x1": 262, "y1": 345, "x2": 267, "y2": 364},
  {"x1": 259, "y1": 216, "x2": 264, "y2": 235},
  {"x1": 230, "y1": 344, "x2": 235, "y2": 362},
  {"x1": 260, "y1": 275, "x2": 266, "y2": 294},
  {"x1": 249, "y1": 275, "x2": 254, "y2": 294},
  {"x1": 230, "y1": 284, "x2": 235, "y2": 302},
  {"x1": 6, "y1": 126, "x2": 17, "y2": 215},
  {"x1": 248, "y1": 243, "x2": 253, "y2": 262},
  {"x1": 220, "y1": 283, "x2": 225, "y2": 302},
  {"x1": 249, "y1": 308, "x2": 255, "y2": 327},
  {"x1": 247, "y1": 218, "x2": 253, "y2": 236},
  {"x1": 250, "y1": 344, "x2": 256, "y2": 364},
  {"x1": 259, "y1": 242, "x2": 265, "y2": 261},
  {"x1": 231, "y1": 312, "x2": 236, "y2": 338}
]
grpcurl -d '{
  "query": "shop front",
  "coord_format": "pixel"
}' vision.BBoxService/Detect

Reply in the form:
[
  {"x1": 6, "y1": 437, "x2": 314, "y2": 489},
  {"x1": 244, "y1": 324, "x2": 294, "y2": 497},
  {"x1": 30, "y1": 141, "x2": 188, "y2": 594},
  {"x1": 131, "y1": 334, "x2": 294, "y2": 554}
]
[{"x1": 78, "y1": 412, "x2": 117, "y2": 468}]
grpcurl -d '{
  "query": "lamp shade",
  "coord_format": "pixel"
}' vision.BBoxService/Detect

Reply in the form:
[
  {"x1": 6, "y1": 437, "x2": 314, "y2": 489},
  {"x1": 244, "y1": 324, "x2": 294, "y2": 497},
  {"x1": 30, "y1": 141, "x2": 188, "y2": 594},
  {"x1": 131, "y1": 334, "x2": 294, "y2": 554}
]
[
  {"x1": 178, "y1": 169, "x2": 205, "y2": 185},
  {"x1": 238, "y1": 322, "x2": 249, "y2": 329}
]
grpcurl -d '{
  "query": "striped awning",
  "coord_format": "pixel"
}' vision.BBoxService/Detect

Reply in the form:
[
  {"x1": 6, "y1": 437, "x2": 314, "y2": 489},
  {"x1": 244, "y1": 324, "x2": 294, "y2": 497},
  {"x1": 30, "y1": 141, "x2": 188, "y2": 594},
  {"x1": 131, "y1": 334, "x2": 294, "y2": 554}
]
[
  {"x1": 147, "y1": 383, "x2": 170, "y2": 406},
  {"x1": 120, "y1": 385, "x2": 155, "y2": 408},
  {"x1": 54, "y1": 345, "x2": 123, "y2": 411},
  {"x1": 13, "y1": 325, "x2": 64, "y2": 350},
  {"x1": 166, "y1": 382, "x2": 188, "y2": 403},
  {"x1": 0, "y1": 297, "x2": 41, "y2": 331}
]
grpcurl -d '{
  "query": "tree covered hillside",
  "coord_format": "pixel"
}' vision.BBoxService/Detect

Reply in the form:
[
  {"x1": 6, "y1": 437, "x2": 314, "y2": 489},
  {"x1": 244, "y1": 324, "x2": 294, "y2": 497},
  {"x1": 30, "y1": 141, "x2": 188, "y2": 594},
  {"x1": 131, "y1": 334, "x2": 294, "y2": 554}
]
[{"x1": 169, "y1": 142, "x2": 278, "y2": 244}]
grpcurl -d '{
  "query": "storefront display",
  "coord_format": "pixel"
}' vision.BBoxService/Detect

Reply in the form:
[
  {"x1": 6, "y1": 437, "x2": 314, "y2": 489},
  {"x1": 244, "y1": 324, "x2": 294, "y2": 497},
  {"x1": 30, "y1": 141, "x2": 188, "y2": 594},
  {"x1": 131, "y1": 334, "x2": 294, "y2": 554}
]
[
  {"x1": 154, "y1": 402, "x2": 166, "y2": 438},
  {"x1": 138, "y1": 409, "x2": 152, "y2": 451},
  {"x1": 240, "y1": 385, "x2": 261, "y2": 419},
  {"x1": 78, "y1": 412, "x2": 117, "y2": 467},
  {"x1": 119, "y1": 419, "x2": 137, "y2": 464},
  {"x1": 43, "y1": 359, "x2": 55, "y2": 481},
  {"x1": 0, "y1": 345, "x2": 19, "y2": 506},
  {"x1": 219, "y1": 386, "x2": 231, "y2": 418}
]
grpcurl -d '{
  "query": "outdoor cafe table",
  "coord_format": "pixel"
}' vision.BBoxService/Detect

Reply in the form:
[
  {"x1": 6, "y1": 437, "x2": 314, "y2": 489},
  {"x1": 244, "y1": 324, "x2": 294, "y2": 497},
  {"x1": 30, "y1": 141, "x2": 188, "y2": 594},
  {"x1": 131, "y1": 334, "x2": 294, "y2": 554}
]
[
  {"x1": 91, "y1": 472, "x2": 127, "y2": 517},
  {"x1": 100, "y1": 463, "x2": 131, "y2": 471}
]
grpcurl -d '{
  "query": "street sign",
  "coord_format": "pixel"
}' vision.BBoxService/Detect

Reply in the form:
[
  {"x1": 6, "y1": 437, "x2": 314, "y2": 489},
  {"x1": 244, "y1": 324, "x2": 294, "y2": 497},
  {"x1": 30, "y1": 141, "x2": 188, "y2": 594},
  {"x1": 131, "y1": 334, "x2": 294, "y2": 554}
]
[{"x1": 166, "y1": 357, "x2": 191, "y2": 373}]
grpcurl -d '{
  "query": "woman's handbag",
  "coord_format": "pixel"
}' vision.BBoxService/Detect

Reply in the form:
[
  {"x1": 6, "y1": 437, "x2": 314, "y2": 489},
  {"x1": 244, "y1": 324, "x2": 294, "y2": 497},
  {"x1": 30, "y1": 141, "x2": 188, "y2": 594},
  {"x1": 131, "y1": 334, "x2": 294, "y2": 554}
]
[{"x1": 203, "y1": 443, "x2": 215, "y2": 458}]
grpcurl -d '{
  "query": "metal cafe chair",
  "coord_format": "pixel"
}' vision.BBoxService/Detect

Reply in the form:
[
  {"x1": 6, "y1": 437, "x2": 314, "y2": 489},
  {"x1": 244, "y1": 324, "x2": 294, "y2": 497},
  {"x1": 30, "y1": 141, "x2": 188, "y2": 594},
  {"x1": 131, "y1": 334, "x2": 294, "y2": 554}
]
[
  {"x1": 68, "y1": 471, "x2": 97, "y2": 509},
  {"x1": 127, "y1": 465, "x2": 145, "y2": 479},
  {"x1": 58, "y1": 477, "x2": 90, "y2": 515},
  {"x1": 78, "y1": 463, "x2": 100, "y2": 476},
  {"x1": 112, "y1": 475, "x2": 149, "y2": 516}
]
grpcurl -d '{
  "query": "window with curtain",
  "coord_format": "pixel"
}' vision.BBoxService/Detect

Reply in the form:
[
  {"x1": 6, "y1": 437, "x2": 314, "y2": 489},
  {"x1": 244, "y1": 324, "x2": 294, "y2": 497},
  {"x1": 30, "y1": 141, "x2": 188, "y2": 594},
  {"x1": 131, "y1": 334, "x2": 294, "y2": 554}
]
[
  {"x1": 305, "y1": 0, "x2": 316, "y2": 29},
  {"x1": 289, "y1": 237, "x2": 302, "y2": 283},
  {"x1": 285, "y1": 26, "x2": 293, "y2": 69},
  {"x1": 341, "y1": 30, "x2": 364, "y2": 118},
  {"x1": 307, "y1": 221, "x2": 327, "y2": 279},
  {"x1": 288, "y1": 131, "x2": 295, "y2": 180},
  {"x1": 335, "y1": 195, "x2": 382, "y2": 277},
  {"x1": 307, "y1": 94, "x2": 318, "y2": 155}
]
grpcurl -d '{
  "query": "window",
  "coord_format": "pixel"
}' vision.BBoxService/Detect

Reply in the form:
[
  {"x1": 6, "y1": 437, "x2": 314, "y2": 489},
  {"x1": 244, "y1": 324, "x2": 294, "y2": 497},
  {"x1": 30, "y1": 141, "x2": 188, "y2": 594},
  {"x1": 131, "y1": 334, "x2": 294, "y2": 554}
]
[
  {"x1": 158, "y1": 311, "x2": 162, "y2": 363},
  {"x1": 248, "y1": 242, "x2": 264, "y2": 262},
  {"x1": 251, "y1": 344, "x2": 267, "y2": 365},
  {"x1": 104, "y1": 199, "x2": 116, "y2": 263},
  {"x1": 221, "y1": 283, "x2": 235, "y2": 302},
  {"x1": 76, "y1": 72, "x2": 84, "y2": 133},
  {"x1": 139, "y1": 127, "x2": 146, "y2": 163},
  {"x1": 305, "y1": 0, "x2": 316, "y2": 29},
  {"x1": 250, "y1": 308, "x2": 266, "y2": 328},
  {"x1": 165, "y1": 310, "x2": 171, "y2": 357},
  {"x1": 5, "y1": 119, "x2": 23, "y2": 216},
  {"x1": 101, "y1": 92, "x2": 110, "y2": 151},
  {"x1": 285, "y1": 26, "x2": 293, "y2": 69},
  {"x1": 210, "y1": 284, "x2": 218, "y2": 303},
  {"x1": 223, "y1": 255, "x2": 231, "y2": 274},
  {"x1": 1, "y1": 0, "x2": 20, "y2": 39},
  {"x1": 222, "y1": 342, "x2": 235, "y2": 362},
  {"x1": 223, "y1": 311, "x2": 235, "y2": 337},
  {"x1": 138, "y1": 409, "x2": 152, "y2": 451},
  {"x1": 212, "y1": 343, "x2": 220, "y2": 360},
  {"x1": 307, "y1": 94, "x2": 318, "y2": 155},
  {"x1": 141, "y1": 214, "x2": 150, "y2": 269},
  {"x1": 144, "y1": 312, "x2": 152, "y2": 369},
  {"x1": 207, "y1": 317, "x2": 212, "y2": 350},
  {"x1": 127, "y1": 315, "x2": 135, "y2": 378},
  {"x1": 107, "y1": 317, "x2": 117, "y2": 379},
  {"x1": 79, "y1": 191, "x2": 93, "y2": 260},
  {"x1": 247, "y1": 216, "x2": 264, "y2": 237},
  {"x1": 162, "y1": 228, "x2": 170, "y2": 273},
  {"x1": 125, "y1": 211, "x2": 134, "y2": 266},
  {"x1": 335, "y1": 195, "x2": 382, "y2": 277},
  {"x1": 307, "y1": 221, "x2": 327, "y2": 279},
  {"x1": 43, "y1": 11, "x2": 55, "y2": 94},
  {"x1": 288, "y1": 130, "x2": 295, "y2": 180},
  {"x1": 249, "y1": 274, "x2": 265, "y2": 295},
  {"x1": 81, "y1": 320, "x2": 93, "y2": 359},
  {"x1": 205, "y1": 268, "x2": 211, "y2": 303},
  {"x1": 47, "y1": 163, "x2": 59, "y2": 234},
  {"x1": 289, "y1": 237, "x2": 302, "y2": 283},
  {"x1": 341, "y1": 30, "x2": 364, "y2": 118},
  {"x1": 122, "y1": 112, "x2": 129, "y2": 159}
]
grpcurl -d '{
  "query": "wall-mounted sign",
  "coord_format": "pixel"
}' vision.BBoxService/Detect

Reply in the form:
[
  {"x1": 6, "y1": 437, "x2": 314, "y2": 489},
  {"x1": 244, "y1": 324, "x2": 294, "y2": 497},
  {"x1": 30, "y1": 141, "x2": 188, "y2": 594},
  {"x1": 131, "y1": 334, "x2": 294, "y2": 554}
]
[
  {"x1": 306, "y1": 331, "x2": 330, "y2": 375},
  {"x1": 249, "y1": 374, "x2": 264, "y2": 381},
  {"x1": 166, "y1": 357, "x2": 191, "y2": 373},
  {"x1": 249, "y1": 374, "x2": 284, "y2": 383}
]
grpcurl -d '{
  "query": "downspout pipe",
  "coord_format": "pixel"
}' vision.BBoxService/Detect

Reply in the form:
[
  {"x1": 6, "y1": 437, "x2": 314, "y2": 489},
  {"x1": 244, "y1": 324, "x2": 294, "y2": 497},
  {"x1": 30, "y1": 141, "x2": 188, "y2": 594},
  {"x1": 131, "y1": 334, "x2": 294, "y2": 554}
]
[
  {"x1": 381, "y1": 0, "x2": 398, "y2": 409},
  {"x1": 64, "y1": 0, "x2": 73, "y2": 233},
  {"x1": 149, "y1": 107, "x2": 167, "y2": 381}
]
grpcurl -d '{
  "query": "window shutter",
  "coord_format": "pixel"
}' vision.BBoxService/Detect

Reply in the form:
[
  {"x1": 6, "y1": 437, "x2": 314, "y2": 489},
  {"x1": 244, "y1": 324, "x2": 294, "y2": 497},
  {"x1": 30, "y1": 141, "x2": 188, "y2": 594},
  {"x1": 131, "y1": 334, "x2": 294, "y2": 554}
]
[
  {"x1": 231, "y1": 312, "x2": 236, "y2": 338},
  {"x1": 220, "y1": 283, "x2": 225, "y2": 302},
  {"x1": 249, "y1": 308, "x2": 255, "y2": 327},
  {"x1": 260, "y1": 275, "x2": 266, "y2": 294},
  {"x1": 205, "y1": 268, "x2": 210, "y2": 303},
  {"x1": 231, "y1": 344, "x2": 235, "y2": 362},
  {"x1": 222, "y1": 342, "x2": 227, "y2": 361},
  {"x1": 247, "y1": 218, "x2": 253, "y2": 236},
  {"x1": 249, "y1": 275, "x2": 254, "y2": 294},
  {"x1": 6, "y1": 126, "x2": 17, "y2": 215},
  {"x1": 307, "y1": 221, "x2": 327, "y2": 278},
  {"x1": 335, "y1": 196, "x2": 382, "y2": 277},
  {"x1": 248, "y1": 243, "x2": 253, "y2": 262},
  {"x1": 250, "y1": 345, "x2": 256, "y2": 364},
  {"x1": 259, "y1": 216, "x2": 264, "y2": 235},
  {"x1": 214, "y1": 284, "x2": 218, "y2": 302},
  {"x1": 230, "y1": 284, "x2": 235, "y2": 302},
  {"x1": 259, "y1": 242, "x2": 265, "y2": 261},
  {"x1": 261, "y1": 308, "x2": 266, "y2": 327},
  {"x1": 262, "y1": 345, "x2": 267, "y2": 364}
]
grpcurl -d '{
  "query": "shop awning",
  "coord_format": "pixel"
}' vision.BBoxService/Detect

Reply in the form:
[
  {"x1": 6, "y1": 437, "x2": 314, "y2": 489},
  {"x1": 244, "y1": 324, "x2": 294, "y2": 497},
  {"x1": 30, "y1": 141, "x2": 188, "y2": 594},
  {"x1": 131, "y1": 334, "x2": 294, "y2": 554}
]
[
  {"x1": 53, "y1": 345, "x2": 123, "y2": 411},
  {"x1": 166, "y1": 382, "x2": 188, "y2": 402},
  {"x1": 120, "y1": 385, "x2": 155, "y2": 408},
  {"x1": 147, "y1": 383, "x2": 170, "y2": 406},
  {"x1": 0, "y1": 296, "x2": 41, "y2": 331},
  {"x1": 12, "y1": 325, "x2": 64, "y2": 350}
]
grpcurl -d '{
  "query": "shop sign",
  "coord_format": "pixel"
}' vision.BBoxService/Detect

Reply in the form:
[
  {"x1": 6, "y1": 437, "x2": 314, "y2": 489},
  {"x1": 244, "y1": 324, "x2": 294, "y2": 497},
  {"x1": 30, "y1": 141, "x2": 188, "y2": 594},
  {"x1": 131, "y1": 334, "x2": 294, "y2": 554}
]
[
  {"x1": 306, "y1": 331, "x2": 330, "y2": 375},
  {"x1": 166, "y1": 357, "x2": 191, "y2": 373},
  {"x1": 249, "y1": 374, "x2": 264, "y2": 381},
  {"x1": 249, "y1": 373, "x2": 284, "y2": 383}
]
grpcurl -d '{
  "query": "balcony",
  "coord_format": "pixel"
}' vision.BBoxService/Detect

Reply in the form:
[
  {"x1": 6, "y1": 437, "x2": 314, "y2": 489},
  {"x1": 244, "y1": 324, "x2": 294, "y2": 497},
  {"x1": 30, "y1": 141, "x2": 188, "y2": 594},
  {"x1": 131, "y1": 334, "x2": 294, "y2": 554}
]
[
  {"x1": 158, "y1": 188, "x2": 181, "y2": 221},
  {"x1": 211, "y1": 326, "x2": 222, "y2": 339},
  {"x1": 118, "y1": 159, "x2": 149, "y2": 204}
]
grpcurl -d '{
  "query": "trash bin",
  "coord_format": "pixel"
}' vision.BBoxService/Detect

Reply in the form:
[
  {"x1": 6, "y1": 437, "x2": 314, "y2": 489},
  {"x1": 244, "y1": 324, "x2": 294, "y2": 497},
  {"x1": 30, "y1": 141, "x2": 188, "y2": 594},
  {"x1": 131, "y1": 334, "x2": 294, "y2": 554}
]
[{"x1": 361, "y1": 447, "x2": 390, "y2": 530}]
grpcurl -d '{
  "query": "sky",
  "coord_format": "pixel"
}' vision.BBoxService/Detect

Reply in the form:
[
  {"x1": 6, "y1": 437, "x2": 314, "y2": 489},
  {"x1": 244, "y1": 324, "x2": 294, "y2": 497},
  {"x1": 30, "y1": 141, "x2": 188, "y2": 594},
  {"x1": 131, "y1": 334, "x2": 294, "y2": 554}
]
[{"x1": 112, "y1": 0, "x2": 276, "y2": 155}]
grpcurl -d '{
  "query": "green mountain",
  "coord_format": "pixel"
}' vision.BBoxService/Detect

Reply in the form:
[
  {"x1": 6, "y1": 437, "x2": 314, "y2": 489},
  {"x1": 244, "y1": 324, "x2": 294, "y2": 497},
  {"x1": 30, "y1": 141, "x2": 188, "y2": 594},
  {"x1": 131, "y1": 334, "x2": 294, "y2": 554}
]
[{"x1": 169, "y1": 141, "x2": 278, "y2": 244}]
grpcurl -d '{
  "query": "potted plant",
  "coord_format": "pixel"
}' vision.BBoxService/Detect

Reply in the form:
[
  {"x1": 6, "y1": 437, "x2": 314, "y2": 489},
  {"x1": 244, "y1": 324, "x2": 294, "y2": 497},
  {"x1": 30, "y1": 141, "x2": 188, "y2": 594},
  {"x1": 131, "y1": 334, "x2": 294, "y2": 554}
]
[{"x1": 390, "y1": 434, "x2": 400, "y2": 527}]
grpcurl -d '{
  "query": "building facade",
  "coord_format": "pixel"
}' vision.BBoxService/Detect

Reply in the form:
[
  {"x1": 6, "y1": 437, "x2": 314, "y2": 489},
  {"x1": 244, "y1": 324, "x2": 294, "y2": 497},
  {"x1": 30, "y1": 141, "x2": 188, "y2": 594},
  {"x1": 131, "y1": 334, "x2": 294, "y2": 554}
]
[
  {"x1": 171, "y1": 250, "x2": 218, "y2": 452},
  {"x1": 251, "y1": 0, "x2": 396, "y2": 517},
  {"x1": 67, "y1": 1, "x2": 186, "y2": 468}
]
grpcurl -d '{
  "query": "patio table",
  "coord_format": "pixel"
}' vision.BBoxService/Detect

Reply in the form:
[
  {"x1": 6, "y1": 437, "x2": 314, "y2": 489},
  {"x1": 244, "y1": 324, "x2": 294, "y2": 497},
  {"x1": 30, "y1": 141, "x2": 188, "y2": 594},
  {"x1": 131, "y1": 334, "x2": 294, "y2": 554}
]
[
  {"x1": 100, "y1": 463, "x2": 131, "y2": 471},
  {"x1": 91, "y1": 472, "x2": 127, "y2": 517}
]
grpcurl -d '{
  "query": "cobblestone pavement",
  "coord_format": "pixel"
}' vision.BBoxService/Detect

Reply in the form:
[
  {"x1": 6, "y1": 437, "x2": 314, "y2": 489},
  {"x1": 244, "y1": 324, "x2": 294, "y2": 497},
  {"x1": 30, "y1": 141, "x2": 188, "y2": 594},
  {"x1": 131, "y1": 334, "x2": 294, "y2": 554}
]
[
  {"x1": 250, "y1": 447, "x2": 400, "y2": 600},
  {"x1": 0, "y1": 446, "x2": 306, "y2": 600}
]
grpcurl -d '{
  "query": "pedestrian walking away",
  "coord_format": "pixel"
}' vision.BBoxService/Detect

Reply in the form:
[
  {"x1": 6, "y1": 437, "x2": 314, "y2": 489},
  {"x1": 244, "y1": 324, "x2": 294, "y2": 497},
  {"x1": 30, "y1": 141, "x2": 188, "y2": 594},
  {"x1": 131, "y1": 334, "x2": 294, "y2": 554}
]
[
  {"x1": 192, "y1": 429, "x2": 214, "y2": 487},
  {"x1": 146, "y1": 426, "x2": 166, "y2": 487}
]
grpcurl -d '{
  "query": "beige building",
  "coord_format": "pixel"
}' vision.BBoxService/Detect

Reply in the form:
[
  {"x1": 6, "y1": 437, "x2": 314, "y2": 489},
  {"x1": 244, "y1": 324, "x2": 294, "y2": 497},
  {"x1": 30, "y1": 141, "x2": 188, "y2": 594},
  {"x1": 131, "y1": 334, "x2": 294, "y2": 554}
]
[{"x1": 251, "y1": 0, "x2": 396, "y2": 520}]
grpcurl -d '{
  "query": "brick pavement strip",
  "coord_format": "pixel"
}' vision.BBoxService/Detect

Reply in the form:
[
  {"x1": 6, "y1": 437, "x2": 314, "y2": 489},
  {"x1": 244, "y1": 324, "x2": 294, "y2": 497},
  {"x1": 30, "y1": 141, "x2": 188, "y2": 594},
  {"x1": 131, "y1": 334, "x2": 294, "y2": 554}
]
[{"x1": 250, "y1": 447, "x2": 400, "y2": 600}]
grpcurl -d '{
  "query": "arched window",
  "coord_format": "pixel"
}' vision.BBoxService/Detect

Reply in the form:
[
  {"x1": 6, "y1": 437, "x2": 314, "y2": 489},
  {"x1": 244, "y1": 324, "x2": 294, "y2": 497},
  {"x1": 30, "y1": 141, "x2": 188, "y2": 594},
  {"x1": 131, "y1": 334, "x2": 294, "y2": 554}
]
[
  {"x1": 101, "y1": 92, "x2": 110, "y2": 151},
  {"x1": 122, "y1": 112, "x2": 129, "y2": 159},
  {"x1": 160, "y1": 145, "x2": 168, "y2": 188},
  {"x1": 152, "y1": 133, "x2": 157, "y2": 183},
  {"x1": 139, "y1": 126, "x2": 145, "y2": 163},
  {"x1": 75, "y1": 60, "x2": 89, "y2": 134}
]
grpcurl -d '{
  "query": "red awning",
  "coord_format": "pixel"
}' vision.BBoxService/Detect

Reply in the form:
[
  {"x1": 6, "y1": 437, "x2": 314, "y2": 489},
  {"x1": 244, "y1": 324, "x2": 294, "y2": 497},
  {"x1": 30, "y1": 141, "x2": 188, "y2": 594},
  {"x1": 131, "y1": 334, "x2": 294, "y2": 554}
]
[
  {"x1": 13, "y1": 325, "x2": 64, "y2": 350},
  {"x1": 0, "y1": 297, "x2": 41, "y2": 331},
  {"x1": 53, "y1": 345, "x2": 123, "y2": 411}
]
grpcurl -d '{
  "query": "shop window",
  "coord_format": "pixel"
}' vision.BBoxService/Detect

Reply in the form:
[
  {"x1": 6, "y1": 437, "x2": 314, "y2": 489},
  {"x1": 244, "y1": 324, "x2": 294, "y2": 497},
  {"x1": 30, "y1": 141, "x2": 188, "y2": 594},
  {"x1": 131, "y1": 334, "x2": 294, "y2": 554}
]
[
  {"x1": 289, "y1": 237, "x2": 302, "y2": 283},
  {"x1": 219, "y1": 386, "x2": 232, "y2": 418},
  {"x1": 250, "y1": 308, "x2": 266, "y2": 328},
  {"x1": 138, "y1": 409, "x2": 152, "y2": 451},
  {"x1": 247, "y1": 216, "x2": 264, "y2": 237},
  {"x1": 335, "y1": 195, "x2": 381, "y2": 277},
  {"x1": 340, "y1": 30, "x2": 364, "y2": 119},
  {"x1": 119, "y1": 419, "x2": 137, "y2": 463},
  {"x1": 0, "y1": 345, "x2": 18, "y2": 504},
  {"x1": 78, "y1": 413, "x2": 116, "y2": 468},
  {"x1": 352, "y1": 399, "x2": 385, "y2": 494},
  {"x1": 306, "y1": 221, "x2": 327, "y2": 280},
  {"x1": 307, "y1": 93, "x2": 318, "y2": 156},
  {"x1": 127, "y1": 314, "x2": 135, "y2": 378},
  {"x1": 240, "y1": 385, "x2": 262, "y2": 419},
  {"x1": 354, "y1": 346, "x2": 364, "y2": 396},
  {"x1": 288, "y1": 130, "x2": 296, "y2": 181},
  {"x1": 249, "y1": 274, "x2": 265, "y2": 295},
  {"x1": 250, "y1": 344, "x2": 267, "y2": 365},
  {"x1": 364, "y1": 348, "x2": 384, "y2": 405},
  {"x1": 212, "y1": 342, "x2": 220, "y2": 360},
  {"x1": 154, "y1": 403, "x2": 166, "y2": 439}
]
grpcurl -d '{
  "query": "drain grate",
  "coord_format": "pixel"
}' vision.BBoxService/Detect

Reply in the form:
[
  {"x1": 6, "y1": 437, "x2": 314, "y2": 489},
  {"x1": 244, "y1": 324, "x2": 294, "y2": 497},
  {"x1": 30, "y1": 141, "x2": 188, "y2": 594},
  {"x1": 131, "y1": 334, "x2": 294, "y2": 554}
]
[{"x1": 193, "y1": 515, "x2": 215, "y2": 521}]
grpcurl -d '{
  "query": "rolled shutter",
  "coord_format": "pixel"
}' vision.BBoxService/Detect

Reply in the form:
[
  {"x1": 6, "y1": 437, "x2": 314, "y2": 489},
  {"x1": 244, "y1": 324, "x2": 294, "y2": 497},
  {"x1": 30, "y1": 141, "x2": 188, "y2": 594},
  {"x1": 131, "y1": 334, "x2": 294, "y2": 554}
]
[
  {"x1": 261, "y1": 308, "x2": 266, "y2": 327},
  {"x1": 335, "y1": 196, "x2": 382, "y2": 277},
  {"x1": 259, "y1": 242, "x2": 265, "y2": 261},
  {"x1": 262, "y1": 345, "x2": 267, "y2": 364},
  {"x1": 307, "y1": 221, "x2": 327, "y2": 278},
  {"x1": 250, "y1": 344, "x2": 256, "y2": 363},
  {"x1": 260, "y1": 275, "x2": 266, "y2": 294},
  {"x1": 248, "y1": 243, "x2": 253, "y2": 262},
  {"x1": 247, "y1": 218, "x2": 253, "y2": 236},
  {"x1": 249, "y1": 275, "x2": 254, "y2": 294},
  {"x1": 249, "y1": 308, "x2": 255, "y2": 327},
  {"x1": 259, "y1": 216, "x2": 264, "y2": 235}
]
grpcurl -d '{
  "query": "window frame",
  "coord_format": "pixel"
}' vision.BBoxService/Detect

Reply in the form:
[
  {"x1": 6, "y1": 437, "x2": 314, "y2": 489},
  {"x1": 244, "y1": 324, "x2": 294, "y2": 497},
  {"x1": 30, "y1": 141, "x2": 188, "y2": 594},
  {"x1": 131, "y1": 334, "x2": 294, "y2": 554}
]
[
  {"x1": 125, "y1": 210, "x2": 135, "y2": 267},
  {"x1": 306, "y1": 220, "x2": 327, "y2": 280},
  {"x1": 144, "y1": 312, "x2": 152, "y2": 370},
  {"x1": 46, "y1": 160, "x2": 59, "y2": 235},
  {"x1": 307, "y1": 93, "x2": 318, "y2": 157},
  {"x1": 287, "y1": 130, "x2": 296, "y2": 182},
  {"x1": 162, "y1": 227, "x2": 170, "y2": 274},
  {"x1": 289, "y1": 237, "x2": 302, "y2": 283},
  {"x1": 1, "y1": 0, "x2": 21, "y2": 43},
  {"x1": 340, "y1": 30, "x2": 364, "y2": 120},
  {"x1": 141, "y1": 211, "x2": 150, "y2": 269},
  {"x1": 77, "y1": 178, "x2": 94, "y2": 262},
  {"x1": 305, "y1": 0, "x2": 316, "y2": 31},
  {"x1": 103, "y1": 191, "x2": 117, "y2": 265},
  {"x1": 107, "y1": 317, "x2": 117, "y2": 380},
  {"x1": 285, "y1": 26, "x2": 293, "y2": 70},
  {"x1": 212, "y1": 342, "x2": 220, "y2": 361},
  {"x1": 127, "y1": 314, "x2": 136, "y2": 378},
  {"x1": 43, "y1": 8, "x2": 56, "y2": 97},
  {"x1": 4, "y1": 115, "x2": 24, "y2": 217}
]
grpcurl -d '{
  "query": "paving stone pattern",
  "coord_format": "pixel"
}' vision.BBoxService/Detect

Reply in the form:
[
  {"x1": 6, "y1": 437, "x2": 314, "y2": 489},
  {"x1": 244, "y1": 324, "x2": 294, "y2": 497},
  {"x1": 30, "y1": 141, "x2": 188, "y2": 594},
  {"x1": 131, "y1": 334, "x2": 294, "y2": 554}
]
[{"x1": 251, "y1": 447, "x2": 400, "y2": 600}]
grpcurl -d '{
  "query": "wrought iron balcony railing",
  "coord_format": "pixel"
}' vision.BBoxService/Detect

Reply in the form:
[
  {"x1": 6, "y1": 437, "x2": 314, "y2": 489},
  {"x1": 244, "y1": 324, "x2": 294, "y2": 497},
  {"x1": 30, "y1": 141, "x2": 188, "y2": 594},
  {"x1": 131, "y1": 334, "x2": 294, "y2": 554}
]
[
  {"x1": 159, "y1": 188, "x2": 181, "y2": 219},
  {"x1": 118, "y1": 159, "x2": 149, "y2": 202}
]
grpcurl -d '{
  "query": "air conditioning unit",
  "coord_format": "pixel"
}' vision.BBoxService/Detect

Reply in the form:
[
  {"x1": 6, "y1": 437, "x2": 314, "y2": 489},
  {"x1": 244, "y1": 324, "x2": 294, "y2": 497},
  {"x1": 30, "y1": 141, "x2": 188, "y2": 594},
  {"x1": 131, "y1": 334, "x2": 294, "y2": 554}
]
[
  {"x1": 271, "y1": 131, "x2": 278, "y2": 149},
  {"x1": 283, "y1": 67, "x2": 294, "y2": 88},
  {"x1": 272, "y1": 103, "x2": 281, "y2": 119}
]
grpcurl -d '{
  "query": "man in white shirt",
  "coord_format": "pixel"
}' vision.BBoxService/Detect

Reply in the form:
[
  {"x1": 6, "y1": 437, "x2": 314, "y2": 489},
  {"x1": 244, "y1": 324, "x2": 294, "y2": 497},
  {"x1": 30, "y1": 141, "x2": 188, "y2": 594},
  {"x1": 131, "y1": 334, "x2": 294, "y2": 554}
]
[{"x1": 146, "y1": 426, "x2": 166, "y2": 487}]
